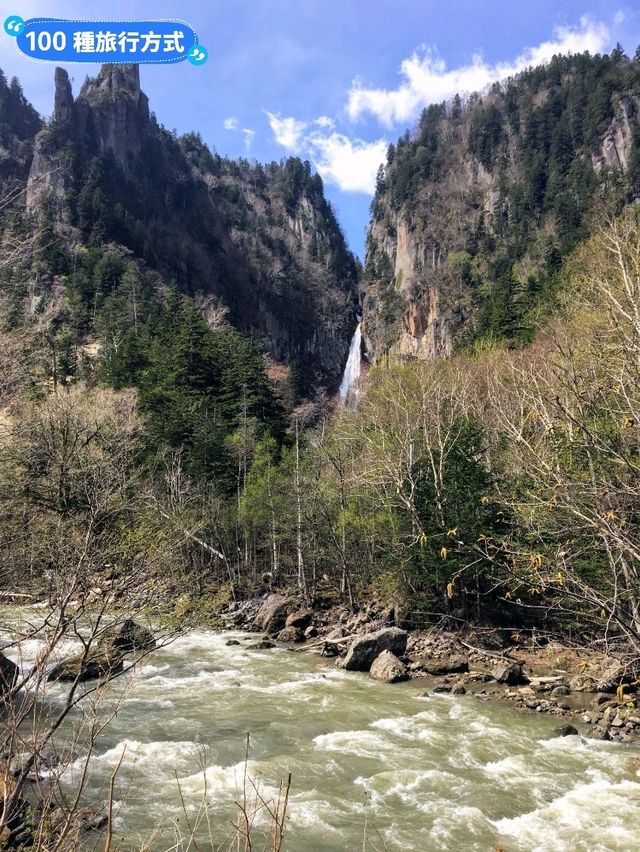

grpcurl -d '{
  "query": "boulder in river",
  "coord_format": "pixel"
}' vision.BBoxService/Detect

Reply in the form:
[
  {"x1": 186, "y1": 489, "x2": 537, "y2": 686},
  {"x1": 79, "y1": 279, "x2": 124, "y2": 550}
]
[
  {"x1": 246, "y1": 639, "x2": 276, "y2": 650},
  {"x1": 339, "y1": 627, "x2": 407, "y2": 672},
  {"x1": 369, "y1": 650, "x2": 409, "y2": 683},
  {"x1": 253, "y1": 594, "x2": 294, "y2": 633},
  {"x1": 554, "y1": 724, "x2": 578, "y2": 737},
  {"x1": 47, "y1": 652, "x2": 123, "y2": 683},
  {"x1": 285, "y1": 610, "x2": 313, "y2": 629},
  {"x1": 276, "y1": 626, "x2": 305, "y2": 643},
  {"x1": 321, "y1": 641, "x2": 341, "y2": 658},
  {"x1": 98, "y1": 619, "x2": 156, "y2": 655},
  {"x1": 420, "y1": 655, "x2": 469, "y2": 676},
  {"x1": 0, "y1": 651, "x2": 18, "y2": 696},
  {"x1": 491, "y1": 662, "x2": 529, "y2": 685}
]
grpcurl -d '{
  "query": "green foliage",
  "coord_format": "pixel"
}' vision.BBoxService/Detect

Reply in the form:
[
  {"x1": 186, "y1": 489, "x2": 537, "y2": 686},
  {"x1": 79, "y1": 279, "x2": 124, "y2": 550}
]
[
  {"x1": 372, "y1": 50, "x2": 640, "y2": 349},
  {"x1": 105, "y1": 291, "x2": 285, "y2": 487}
]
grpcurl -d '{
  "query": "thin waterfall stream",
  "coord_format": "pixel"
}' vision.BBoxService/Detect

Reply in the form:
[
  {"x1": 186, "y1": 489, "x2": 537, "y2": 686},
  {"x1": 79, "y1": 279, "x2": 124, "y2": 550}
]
[{"x1": 339, "y1": 317, "x2": 362, "y2": 403}]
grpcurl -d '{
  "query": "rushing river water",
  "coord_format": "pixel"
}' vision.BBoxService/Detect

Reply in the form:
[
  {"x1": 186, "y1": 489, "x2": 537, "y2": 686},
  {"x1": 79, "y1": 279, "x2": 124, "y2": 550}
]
[{"x1": 4, "y1": 617, "x2": 640, "y2": 851}]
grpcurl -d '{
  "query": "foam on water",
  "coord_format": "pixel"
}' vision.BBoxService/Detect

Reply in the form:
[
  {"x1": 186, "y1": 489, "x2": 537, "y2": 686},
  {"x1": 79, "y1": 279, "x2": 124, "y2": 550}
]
[
  {"x1": 493, "y1": 779, "x2": 640, "y2": 851},
  {"x1": 4, "y1": 609, "x2": 640, "y2": 851}
]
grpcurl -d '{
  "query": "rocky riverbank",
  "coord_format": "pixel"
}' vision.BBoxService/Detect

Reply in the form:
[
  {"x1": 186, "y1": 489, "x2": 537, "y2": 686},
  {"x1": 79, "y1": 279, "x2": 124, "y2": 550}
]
[{"x1": 221, "y1": 592, "x2": 640, "y2": 744}]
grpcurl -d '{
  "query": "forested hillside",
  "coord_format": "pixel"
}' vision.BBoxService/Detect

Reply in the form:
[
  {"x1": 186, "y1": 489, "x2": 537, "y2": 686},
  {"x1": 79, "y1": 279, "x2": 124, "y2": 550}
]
[
  {"x1": 2, "y1": 64, "x2": 358, "y2": 403},
  {"x1": 363, "y1": 48, "x2": 640, "y2": 359},
  {"x1": 0, "y1": 50, "x2": 639, "y2": 663}
]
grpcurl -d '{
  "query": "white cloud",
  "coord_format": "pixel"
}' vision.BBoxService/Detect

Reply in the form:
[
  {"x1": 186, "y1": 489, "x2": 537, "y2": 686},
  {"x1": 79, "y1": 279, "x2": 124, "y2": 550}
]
[
  {"x1": 314, "y1": 115, "x2": 335, "y2": 129},
  {"x1": 266, "y1": 110, "x2": 386, "y2": 193},
  {"x1": 307, "y1": 132, "x2": 387, "y2": 193},
  {"x1": 242, "y1": 128, "x2": 256, "y2": 150},
  {"x1": 265, "y1": 111, "x2": 307, "y2": 150},
  {"x1": 347, "y1": 16, "x2": 611, "y2": 126},
  {"x1": 223, "y1": 116, "x2": 238, "y2": 131},
  {"x1": 613, "y1": 10, "x2": 625, "y2": 25}
]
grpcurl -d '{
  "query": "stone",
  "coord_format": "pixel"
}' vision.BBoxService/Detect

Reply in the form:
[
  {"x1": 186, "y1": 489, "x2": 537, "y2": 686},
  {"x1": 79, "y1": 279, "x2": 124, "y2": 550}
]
[
  {"x1": 595, "y1": 660, "x2": 636, "y2": 693},
  {"x1": 551, "y1": 685, "x2": 571, "y2": 697},
  {"x1": 491, "y1": 662, "x2": 529, "y2": 686},
  {"x1": 569, "y1": 674, "x2": 596, "y2": 692},
  {"x1": 420, "y1": 655, "x2": 469, "y2": 676},
  {"x1": 518, "y1": 686, "x2": 536, "y2": 699},
  {"x1": 285, "y1": 610, "x2": 313, "y2": 629},
  {"x1": 225, "y1": 639, "x2": 240, "y2": 646},
  {"x1": 48, "y1": 653, "x2": 123, "y2": 683},
  {"x1": 528, "y1": 675, "x2": 565, "y2": 689},
  {"x1": 554, "y1": 724, "x2": 579, "y2": 737},
  {"x1": 595, "y1": 693, "x2": 611, "y2": 706},
  {"x1": 0, "y1": 651, "x2": 19, "y2": 696},
  {"x1": 304, "y1": 625, "x2": 318, "y2": 639},
  {"x1": 98, "y1": 619, "x2": 156, "y2": 654},
  {"x1": 325, "y1": 626, "x2": 345, "y2": 641},
  {"x1": 339, "y1": 627, "x2": 408, "y2": 672},
  {"x1": 451, "y1": 682, "x2": 467, "y2": 695},
  {"x1": 321, "y1": 641, "x2": 341, "y2": 658},
  {"x1": 611, "y1": 713, "x2": 626, "y2": 728},
  {"x1": 369, "y1": 651, "x2": 409, "y2": 683},
  {"x1": 246, "y1": 639, "x2": 276, "y2": 650},
  {"x1": 253, "y1": 595, "x2": 294, "y2": 633},
  {"x1": 276, "y1": 626, "x2": 305, "y2": 644}
]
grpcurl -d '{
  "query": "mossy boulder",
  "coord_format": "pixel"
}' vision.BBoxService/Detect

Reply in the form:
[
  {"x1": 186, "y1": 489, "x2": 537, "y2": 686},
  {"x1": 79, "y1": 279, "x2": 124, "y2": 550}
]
[
  {"x1": 47, "y1": 652, "x2": 123, "y2": 683},
  {"x1": 0, "y1": 652, "x2": 18, "y2": 697},
  {"x1": 98, "y1": 619, "x2": 156, "y2": 655}
]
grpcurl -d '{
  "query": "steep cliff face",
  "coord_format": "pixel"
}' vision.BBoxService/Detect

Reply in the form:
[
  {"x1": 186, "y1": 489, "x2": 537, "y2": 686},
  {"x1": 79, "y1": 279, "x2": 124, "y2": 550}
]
[
  {"x1": 24, "y1": 65, "x2": 357, "y2": 392},
  {"x1": 0, "y1": 70, "x2": 42, "y2": 187},
  {"x1": 363, "y1": 51, "x2": 640, "y2": 361}
]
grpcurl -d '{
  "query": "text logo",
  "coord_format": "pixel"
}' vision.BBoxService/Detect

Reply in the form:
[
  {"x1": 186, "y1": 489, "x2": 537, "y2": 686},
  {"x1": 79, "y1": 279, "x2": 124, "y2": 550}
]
[{"x1": 5, "y1": 17, "x2": 207, "y2": 65}]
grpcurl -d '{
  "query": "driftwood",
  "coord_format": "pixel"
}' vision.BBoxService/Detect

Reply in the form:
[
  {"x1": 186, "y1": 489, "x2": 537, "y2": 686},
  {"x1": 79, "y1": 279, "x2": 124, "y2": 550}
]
[
  {"x1": 293, "y1": 634, "x2": 355, "y2": 652},
  {"x1": 0, "y1": 592, "x2": 35, "y2": 600},
  {"x1": 459, "y1": 639, "x2": 516, "y2": 661}
]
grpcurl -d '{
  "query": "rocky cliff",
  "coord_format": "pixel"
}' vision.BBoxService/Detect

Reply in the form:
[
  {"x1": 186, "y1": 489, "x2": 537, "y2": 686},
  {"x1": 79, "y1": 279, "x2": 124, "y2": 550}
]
[
  {"x1": 363, "y1": 50, "x2": 640, "y2": 361},
  {"x1": 21, "y1": 64, "x2": 357, "y2": 394}
]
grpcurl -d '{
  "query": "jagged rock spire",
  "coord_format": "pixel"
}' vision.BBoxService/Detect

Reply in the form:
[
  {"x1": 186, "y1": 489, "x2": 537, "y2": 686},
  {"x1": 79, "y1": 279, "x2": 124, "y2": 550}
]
[{"x1": 53, "y1": 67, "x2": 73, "y2": 123}]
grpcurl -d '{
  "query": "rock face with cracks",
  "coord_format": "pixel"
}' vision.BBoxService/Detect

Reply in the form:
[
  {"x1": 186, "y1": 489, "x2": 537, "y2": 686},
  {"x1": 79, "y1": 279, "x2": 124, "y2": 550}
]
[
  {"x1": 339, "y1": 627, "x2": 408, "y2": 672},
  {"x1": 369, "y1": 650, "x2": 409, "y2": 683}
]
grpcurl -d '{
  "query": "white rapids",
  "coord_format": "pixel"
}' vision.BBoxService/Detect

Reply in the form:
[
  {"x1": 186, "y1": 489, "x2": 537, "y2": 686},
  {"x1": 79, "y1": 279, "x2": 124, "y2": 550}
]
[{"x1": 3, "y1": 615, "x2": 640, "y2": 851}]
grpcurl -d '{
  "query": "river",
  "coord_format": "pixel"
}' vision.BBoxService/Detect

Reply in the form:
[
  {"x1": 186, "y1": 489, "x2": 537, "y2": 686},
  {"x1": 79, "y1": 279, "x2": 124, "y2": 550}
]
[{"x1": 4, "y1": 619, "x2": 640, "y2": 851}]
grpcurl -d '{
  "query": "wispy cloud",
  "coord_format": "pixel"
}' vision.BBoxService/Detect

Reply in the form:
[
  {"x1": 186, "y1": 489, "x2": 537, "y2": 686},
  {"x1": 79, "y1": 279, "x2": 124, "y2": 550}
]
[
  {"x1": 242, "y1": 128, "x2": 256, "y2": 150},
  {"x1": 265, "y1": 111, "x2": 307, "y2": 150},
  {"x1": 314, "y1": 115, "x2": 335, "y2": 129},
  {"x1": 223, "y1": 116, "x2": 238, "y2": 131},
  {"x1": 347, "y1": 15, "x2": 611, "y2": 126}
]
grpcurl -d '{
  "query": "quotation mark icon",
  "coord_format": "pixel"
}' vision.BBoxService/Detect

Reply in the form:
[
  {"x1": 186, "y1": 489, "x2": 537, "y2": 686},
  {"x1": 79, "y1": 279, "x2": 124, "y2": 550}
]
[
  {"x1": 4, "y1": 15, "x2": 25, "y2": 36},
  {"x1": 188, "y1": 44, "x2": 208, "y2": 65}
]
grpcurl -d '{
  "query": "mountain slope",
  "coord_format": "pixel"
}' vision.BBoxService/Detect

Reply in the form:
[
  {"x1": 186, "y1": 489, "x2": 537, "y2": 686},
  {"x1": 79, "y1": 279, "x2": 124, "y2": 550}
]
[
  {"x1": 363, "y1": 49, "x2": 640, "y2": 361},
  {"x1": 2, "y1": 64, "x2": 358, "y2": 397}
]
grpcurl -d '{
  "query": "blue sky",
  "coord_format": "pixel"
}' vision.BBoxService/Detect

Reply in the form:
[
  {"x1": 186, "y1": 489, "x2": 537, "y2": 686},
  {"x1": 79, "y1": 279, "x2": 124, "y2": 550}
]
[{"x1": 1, "y1": 1, "x2": 639, "y2": 256}]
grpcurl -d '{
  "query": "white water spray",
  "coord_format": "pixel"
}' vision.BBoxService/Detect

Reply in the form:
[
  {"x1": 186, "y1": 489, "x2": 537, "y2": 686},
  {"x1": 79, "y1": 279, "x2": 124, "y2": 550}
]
[{"x1": 339, "y1": 317, "x2": 362, "y2": 403}]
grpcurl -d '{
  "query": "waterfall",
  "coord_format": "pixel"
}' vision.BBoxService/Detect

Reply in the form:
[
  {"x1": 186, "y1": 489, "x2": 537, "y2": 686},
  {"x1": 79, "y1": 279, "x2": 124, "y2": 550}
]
[{"x1": 339, "y1": 318, "x2": 362, "y2": 403}]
